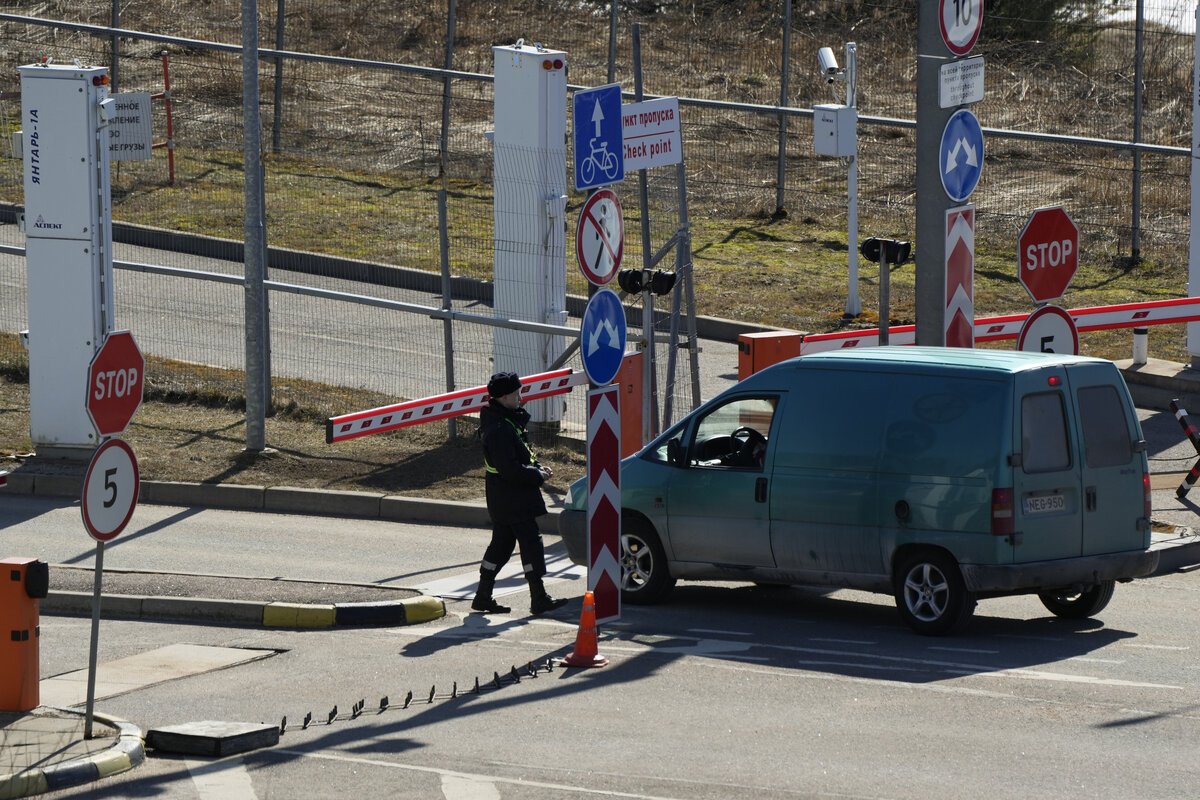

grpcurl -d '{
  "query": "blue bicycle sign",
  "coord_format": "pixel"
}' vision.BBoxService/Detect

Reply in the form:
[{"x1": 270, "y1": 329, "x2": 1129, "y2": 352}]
[{"x1": 573, "y1": 84, "x2": 624, "y2": 190}]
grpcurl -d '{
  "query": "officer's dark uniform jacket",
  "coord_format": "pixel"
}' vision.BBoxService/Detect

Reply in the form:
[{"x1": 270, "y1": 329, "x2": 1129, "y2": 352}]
[{"x1": 480, "y1": 400, "x2": 547, "y2": 524}]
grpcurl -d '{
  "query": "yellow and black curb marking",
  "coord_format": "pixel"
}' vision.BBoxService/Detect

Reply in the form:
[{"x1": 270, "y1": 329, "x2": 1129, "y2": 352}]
[
  {"x1": 0, "y1": 710, "x2": 143, "y2": 799},
  {"x1": 262, "y1": 595, "x2": 446, "y2": 628}
]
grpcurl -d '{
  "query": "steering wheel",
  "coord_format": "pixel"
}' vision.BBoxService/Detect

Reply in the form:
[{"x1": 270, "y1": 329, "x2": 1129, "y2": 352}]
[{"x1": 730, "y1": 426, "x2": 767, "y2": 466}]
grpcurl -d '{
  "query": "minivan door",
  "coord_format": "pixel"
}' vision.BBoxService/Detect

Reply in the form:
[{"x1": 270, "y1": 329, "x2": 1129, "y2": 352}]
[
  {"x1": 1064, "y1": 363, "x2": 1147, "y2": 555},
  {"x1": 1012, "y1": 368, "x2": 1083, "y2": 562},
  {"x1": 666, "y1": 395, "x2": 780, "y2": 568}
]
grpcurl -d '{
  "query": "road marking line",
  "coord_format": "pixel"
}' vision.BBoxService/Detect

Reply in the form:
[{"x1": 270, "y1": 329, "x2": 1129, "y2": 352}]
[
  {"x1": 686, "y1": 628, "x2": 752, "y2": 636},
  {"x1": 442, "y1": 773, "x2": 500, "y2": 800},
  {"x1": 1122, "y1": 643, "x2": 1190, "y2": 650},
  {"x1": 272, "y1": 749, "x2": 687, "y2": 799},
  {"x1": 187, "y1": 758, "x2": 258, "y2": 799},
  {"x1": 928, "y1": 646, "x2": 999, "y2": 654}
]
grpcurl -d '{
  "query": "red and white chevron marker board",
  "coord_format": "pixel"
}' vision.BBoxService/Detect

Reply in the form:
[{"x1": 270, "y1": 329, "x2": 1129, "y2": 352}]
[
  {"x1": 325, "y1": 368, "x2": 589, "y2": 444},
  {"x1": 800, "y1": 296, "x2": 1200, "y2": 355},
  {"x1": 587, "y1": 384, "x2": 621, "y2": 624},
  {"x1": 945, "y1": 206, "x2": 975, "y2": 347}
]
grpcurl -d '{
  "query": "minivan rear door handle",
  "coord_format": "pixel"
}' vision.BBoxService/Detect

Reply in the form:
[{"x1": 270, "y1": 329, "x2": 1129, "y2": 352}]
[
  {"x1": 755, "y1": 477, "x2": 768, "y2": 503},
  {"x1": 1085, "y1": 486, "x2": 1097, "y2": 511}
]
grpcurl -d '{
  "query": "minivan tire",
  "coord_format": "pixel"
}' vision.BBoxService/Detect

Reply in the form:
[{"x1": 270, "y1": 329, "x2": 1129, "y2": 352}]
[
  {"x1": 1037, "y1": 580, "x2": 1115, "y2": 619},
  {"x1": 894, "y1": 551, "x2": 976, "y2": 636},
  {"x1": 620, "y1": 517, "x2": 676, "y2": 604}
]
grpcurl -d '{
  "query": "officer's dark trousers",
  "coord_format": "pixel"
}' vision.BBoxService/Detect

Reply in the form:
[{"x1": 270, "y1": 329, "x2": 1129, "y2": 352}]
[{"x1": 480, "y1": 518, "x2": 546, "y2": 581}]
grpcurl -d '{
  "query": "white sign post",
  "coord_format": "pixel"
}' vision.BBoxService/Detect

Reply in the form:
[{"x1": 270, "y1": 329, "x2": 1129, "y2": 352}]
[{"x1": 80, "y1": 436, "x2": 139, "y2": 739}]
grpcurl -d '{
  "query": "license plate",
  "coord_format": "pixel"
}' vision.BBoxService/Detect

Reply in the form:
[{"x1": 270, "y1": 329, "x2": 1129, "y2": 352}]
[{"x1": 1023, "y1": 494, "x2": 1066, "y2": 515}]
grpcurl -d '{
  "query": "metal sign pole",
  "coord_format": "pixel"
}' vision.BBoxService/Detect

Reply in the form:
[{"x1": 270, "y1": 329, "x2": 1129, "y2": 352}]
[{"x1": 83, "y1": 541, "x2": 104, "y2": 739}]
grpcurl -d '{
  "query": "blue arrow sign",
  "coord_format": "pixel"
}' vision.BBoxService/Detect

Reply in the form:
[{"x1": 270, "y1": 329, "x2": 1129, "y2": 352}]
[
  {"x1": 580, "y1": 288, "x2": 627, "y2": 386},
  {"x1": 939, "y1": 108, "x2": 984, "y2": 203},
  {"x1": 573, "y1": 84, "x2": 625, "y2": 191}
]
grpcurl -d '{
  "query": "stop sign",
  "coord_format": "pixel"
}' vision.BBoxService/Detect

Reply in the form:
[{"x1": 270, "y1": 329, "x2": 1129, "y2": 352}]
[
  {"x1": 86, "y1": 330, "x2": 144, "y2": 437},
  {"x1": 1018, "y1": 206, "x2": 1078, "y2": 303}
]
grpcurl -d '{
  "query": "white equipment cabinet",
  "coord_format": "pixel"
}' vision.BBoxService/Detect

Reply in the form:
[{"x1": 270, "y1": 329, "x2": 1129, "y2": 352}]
[
  {"x1": 491, "y1": 42, "x2": 568, "y2": 424},
  {"x1": 19, "y1": 62, "x2": 115, "y2": 455}
]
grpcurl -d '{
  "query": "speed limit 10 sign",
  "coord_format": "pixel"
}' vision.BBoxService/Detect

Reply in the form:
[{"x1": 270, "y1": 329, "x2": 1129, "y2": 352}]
[
  {"x1": 81, "y1": 437, "x2": 140, "y2": 542},
  {"x1": 940, "y1": 0, "x2": 983, "y2": 56}
]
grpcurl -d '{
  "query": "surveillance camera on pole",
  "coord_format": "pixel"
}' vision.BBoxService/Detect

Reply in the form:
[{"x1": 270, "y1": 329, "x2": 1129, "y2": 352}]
[
  {"x1": 813, "y1": 43, "x2": 861, "y2": 318},
  {"x1": 817, "y1": 47, "x2": 840, "y2": 84}
]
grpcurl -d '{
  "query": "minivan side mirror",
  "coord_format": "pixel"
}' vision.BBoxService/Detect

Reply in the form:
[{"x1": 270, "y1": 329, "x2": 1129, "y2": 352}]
[{"x1": 667, "y1": 438, "x2": 685, "y2": 467}]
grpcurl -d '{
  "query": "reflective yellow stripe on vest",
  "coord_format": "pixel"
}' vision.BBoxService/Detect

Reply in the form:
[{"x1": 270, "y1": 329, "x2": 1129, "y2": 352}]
[{"x1": 485, "y1": 417, "x2": 536, "y2": 474}]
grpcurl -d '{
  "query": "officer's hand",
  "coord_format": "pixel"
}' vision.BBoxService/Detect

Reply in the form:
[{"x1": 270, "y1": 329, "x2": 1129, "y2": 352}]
[{"x1": 539, "y1": 466, "x2": 553, "y2": 480}]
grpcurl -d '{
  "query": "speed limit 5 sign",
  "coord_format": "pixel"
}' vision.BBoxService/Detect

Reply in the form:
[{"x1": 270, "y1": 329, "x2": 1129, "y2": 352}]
[{"x1": 81, "y1": 437, "x2": 140, "y2": 542}]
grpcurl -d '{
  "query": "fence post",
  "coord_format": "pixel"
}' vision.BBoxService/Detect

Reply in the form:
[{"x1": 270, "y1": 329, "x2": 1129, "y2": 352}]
[
  {"x1": 775, "y1": 0, "x2": 791, "y2": 216},
  {"x1": 272, "y1": 0, "x2": 285, "y2": 154},
  {"x1": 109, "y1": 0, "x2": 119, "y2": 92},
  {"x1": 242, "y1": 0, "x2": 267, "y2": 451},
  {"x1": 1132, "y1": 0, "x2": 1144, "y2": 261},
  {"x1": 438, "y1": 0, "x2": 458, "y2": 438}
]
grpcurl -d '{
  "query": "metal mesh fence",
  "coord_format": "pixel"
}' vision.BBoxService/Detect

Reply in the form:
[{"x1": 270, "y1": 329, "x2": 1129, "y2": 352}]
[{"x1": 0, "y1": 0, "x2": 1195, "y2": 445}]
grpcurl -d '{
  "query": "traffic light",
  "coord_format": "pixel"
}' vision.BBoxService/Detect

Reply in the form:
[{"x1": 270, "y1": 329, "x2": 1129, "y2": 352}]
[
  {"x1": 650, "y1": 270, "x2": 676, "y2": 295},
  {"x1": 617, "y1": 268, "x2": 676, "y2": 296},
  {"x1": 617, "y1": 268, "x2": 643, "y2": 294},
  {"x1": 860, "y1": 238, "x2": 911, "y2": 264}
]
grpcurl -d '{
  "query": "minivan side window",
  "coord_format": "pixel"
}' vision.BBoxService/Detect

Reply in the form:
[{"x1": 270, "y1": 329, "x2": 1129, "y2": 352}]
[
  {"x1": 689, "y1": 396, "x2": 778, "y2": 470},
  {"x1": 1077, "y1": 385, "x2": 1133, "y2": 468},
  {"x1": 1021, "y1": 392, "x2": 1071, "y2": 473}
]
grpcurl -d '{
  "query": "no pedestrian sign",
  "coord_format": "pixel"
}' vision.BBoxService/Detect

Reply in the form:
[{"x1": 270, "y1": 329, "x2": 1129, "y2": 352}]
[{"x1": 576, "y1": 189, "x2": 624, "y2": 286}]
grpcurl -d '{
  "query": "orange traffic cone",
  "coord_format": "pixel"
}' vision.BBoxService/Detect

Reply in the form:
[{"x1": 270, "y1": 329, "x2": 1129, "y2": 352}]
[{"x1": 560, "y1": 591, "x2": 608, "y2": 668}]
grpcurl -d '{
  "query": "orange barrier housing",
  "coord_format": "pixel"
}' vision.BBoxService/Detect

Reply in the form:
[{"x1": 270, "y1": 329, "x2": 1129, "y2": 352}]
[
  {"x1": 1, "y1": 557, "x2": 48, "y2": 712},
  {"x1": 737, "y1": 331, "x2": 802, "y2": 380},
  {"x1": 614, "y1": 352, "x2": 643, "y2": 457}
]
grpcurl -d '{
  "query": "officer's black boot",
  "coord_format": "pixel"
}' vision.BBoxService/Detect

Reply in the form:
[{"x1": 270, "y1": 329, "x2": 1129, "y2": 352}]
[
  {"x1": 528, "y1": 575, "x2": 568, "y2": 615},
  {"x1": 472, "y1": 570, "x2": 510, "y2": 614}
]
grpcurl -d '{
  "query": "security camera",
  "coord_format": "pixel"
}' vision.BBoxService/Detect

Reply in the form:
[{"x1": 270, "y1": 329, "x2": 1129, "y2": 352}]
[{"x1": 817, "y1": 47, "x2": 839, "y2": 83}]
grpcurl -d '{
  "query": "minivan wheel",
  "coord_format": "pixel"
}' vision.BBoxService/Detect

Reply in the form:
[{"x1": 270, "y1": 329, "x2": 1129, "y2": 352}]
[
  {"x1": 894, "y1": 551, "x2": 976, "y2": 636},
  {"x1": 1037, "y1": 580, "x2": 1115, "y2": 619},
  {"x1": 620, "y1": 518, "x2": 675, "y2": 605}
]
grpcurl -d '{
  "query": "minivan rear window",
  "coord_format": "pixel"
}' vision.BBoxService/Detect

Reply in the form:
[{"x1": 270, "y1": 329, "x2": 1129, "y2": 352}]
[
  {"x1": 1077, "y1": 385, "x2": 1133, "y2": 468},
  {"x1": 1021, "y1": 392, "x2": 1071, "y2": 473}
]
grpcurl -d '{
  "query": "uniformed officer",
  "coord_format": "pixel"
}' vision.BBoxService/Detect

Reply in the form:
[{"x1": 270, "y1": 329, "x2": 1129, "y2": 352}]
[{"x1": 471, "y1": 371, "x2": 569, "y2": 615}]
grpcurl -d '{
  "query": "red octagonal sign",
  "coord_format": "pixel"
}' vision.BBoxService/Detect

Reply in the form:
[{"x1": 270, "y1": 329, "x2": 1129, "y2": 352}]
[
  {"x1": 1018, "y1": 206, "x2": 1079, "y2": 303},
  {"x1": 87, "y1": 330, "x2": 144, "y2": 437}
]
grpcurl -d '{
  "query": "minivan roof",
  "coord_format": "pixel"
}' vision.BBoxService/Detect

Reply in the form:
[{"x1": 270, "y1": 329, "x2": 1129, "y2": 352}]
[{"x1": 743, "y1": 346, "x2": 1106, "y2": 385}]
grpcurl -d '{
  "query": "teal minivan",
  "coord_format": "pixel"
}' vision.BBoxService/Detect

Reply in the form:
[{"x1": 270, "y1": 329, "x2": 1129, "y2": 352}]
[{"x1": 558, "y1": 348, "x2": 1158, "y2": 635}]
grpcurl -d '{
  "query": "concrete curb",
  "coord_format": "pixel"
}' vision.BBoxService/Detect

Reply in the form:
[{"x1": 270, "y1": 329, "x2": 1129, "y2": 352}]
[
  {"x1": 0, "y1": 709, "x2": 143, "y2": 799},
  {"x1": 42, "y1": 591, "x2": 446, "y2": 628},
  {"x1": 4, "y1": 473, "x2": 554, "y2": 532}
]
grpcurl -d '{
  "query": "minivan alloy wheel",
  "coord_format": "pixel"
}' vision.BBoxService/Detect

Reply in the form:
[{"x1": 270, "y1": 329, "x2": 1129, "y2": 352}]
[
  {"x1": 894, "y1": 551, "x2": 976, "y2": 635},
  {"x1": 619, "y1": 518, "x2": 675, "y2": 604}
]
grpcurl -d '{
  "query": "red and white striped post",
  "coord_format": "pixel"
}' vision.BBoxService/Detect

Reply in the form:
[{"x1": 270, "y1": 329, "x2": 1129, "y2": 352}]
[{"x1": 587, "y1": 385, "x2": 621, "y2": 624}]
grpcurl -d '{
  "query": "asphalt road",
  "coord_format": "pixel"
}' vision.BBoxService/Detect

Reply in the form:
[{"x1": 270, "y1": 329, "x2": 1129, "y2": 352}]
[{"x1": 3, "y1": 487, "x2": 1200, "y2": 799}]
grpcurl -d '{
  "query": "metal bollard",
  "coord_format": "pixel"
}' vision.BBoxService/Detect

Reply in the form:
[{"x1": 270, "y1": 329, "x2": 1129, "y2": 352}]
[{"x1": 1132, "y1": 327, "x2": 1148, "y2": 365}]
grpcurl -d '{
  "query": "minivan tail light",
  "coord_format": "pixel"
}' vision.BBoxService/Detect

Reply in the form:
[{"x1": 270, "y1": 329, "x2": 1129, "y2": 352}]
[
  {"x1": 1143, "y1": 472, "x2": 1152, "y2": 520},
  {"x1": 991, "y1": 488, "x2": 1014, "y2": 536}
]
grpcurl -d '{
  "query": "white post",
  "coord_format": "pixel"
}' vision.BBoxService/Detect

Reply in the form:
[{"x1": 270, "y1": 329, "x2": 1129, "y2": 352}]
[
  {"x1": 845, "y1": 42, "x2": 862, "y2": 317},
  {"x1": 491, "y1": 42, "x2": 568, "y2": 423},
  {"x1": 1189, "y1": 6, "x2": 1200, "y2": 363}
]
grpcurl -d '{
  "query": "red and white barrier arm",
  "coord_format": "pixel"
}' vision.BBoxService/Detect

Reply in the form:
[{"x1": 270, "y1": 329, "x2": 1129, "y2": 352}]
[
  {"x1": 799, "y1": 297, "x2": 1200, "y2": 354},
  {"x1": 326, "y1": 368, "x2": 590, "y2": 444}
]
